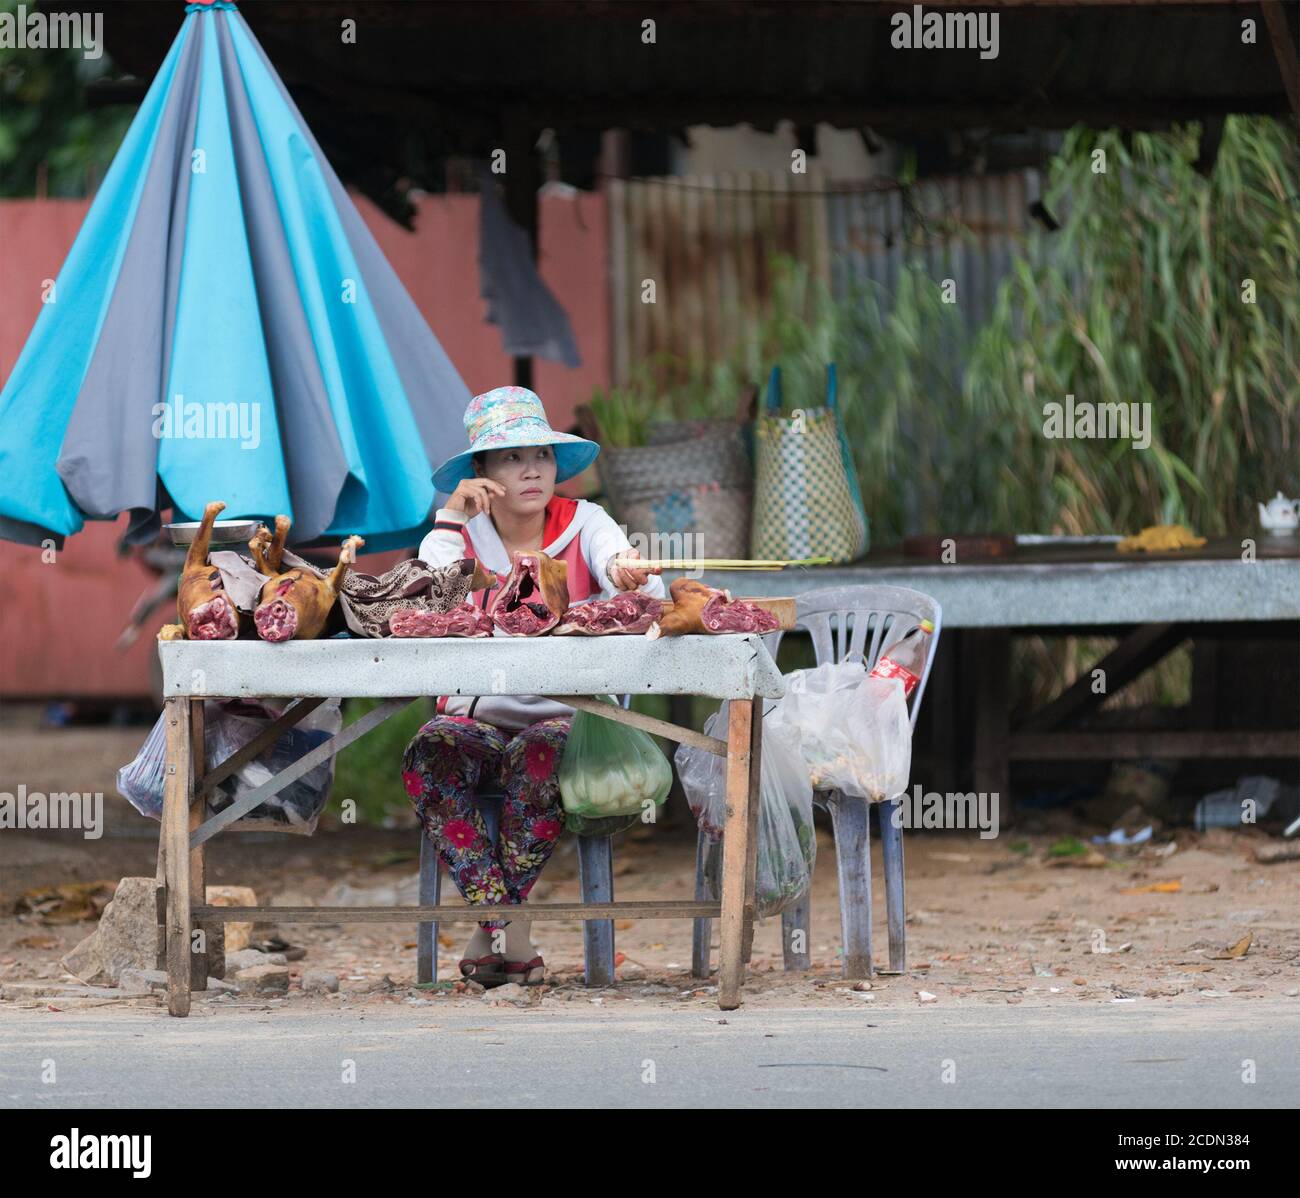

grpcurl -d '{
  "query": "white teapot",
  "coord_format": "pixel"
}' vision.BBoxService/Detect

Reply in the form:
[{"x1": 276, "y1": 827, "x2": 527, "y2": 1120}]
[{"x1": 1258, "y1": 492, "x2": 1300, "y2": 535}]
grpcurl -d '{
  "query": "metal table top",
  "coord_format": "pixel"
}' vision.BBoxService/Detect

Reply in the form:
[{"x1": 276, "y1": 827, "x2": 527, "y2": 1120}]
[
  {"x1": 678, "y1": 539, "x2": 1300, "y2": 629},
  {"x1": 159, "y1": 632, "x2": 785, "y2": 701}
]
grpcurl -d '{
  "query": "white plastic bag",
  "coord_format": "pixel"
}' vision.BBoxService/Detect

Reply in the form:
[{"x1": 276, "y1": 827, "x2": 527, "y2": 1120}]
[
  {"x1": 770, "y1": 663, "x2": 912, "y2": 802},
  {"x1": 204, "y1": 699, "x2": 342, "y2": 834},
  {"x1": 116, "y1": 699, "x2": 342, "y2": 834},
  {"x1": 837, "y1": 676, "x2": 911, "y2": 801},
  {"x1": 675, "y1": 702, "x2": 815, "y2": 917}
]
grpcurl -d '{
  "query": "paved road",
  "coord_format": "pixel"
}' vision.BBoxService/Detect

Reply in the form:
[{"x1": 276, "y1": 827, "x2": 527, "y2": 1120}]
[{"x1": 3, "y1": 1000, "x2": 1297, "y2": 1107}]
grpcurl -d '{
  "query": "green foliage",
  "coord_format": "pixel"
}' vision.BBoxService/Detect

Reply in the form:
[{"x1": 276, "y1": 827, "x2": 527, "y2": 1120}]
[
  {"x1": 330, "y1": 697, "x2": 434, "y2": 826},
  {"x1": 588, "y1": 262, "x2": 847, "y2": 447},
  {"x1": 609, "y1": 118, "x2": 1300, "y2": 540},
  {"x1": 961, "y1": 119, "x2": 1300, "y2": 537},
  {"x1": 831, "y1": 117, "x2": 1300, "y2": 541},
  {"x1": 0, "y1": 1, "x2": 134, "y2": 197},
  {"x1": 586, "y1": 351, "x2": 744, "y2": 447},
  {"x1": 598, "y1": 120, "x2": 1299, "y2": 715}
]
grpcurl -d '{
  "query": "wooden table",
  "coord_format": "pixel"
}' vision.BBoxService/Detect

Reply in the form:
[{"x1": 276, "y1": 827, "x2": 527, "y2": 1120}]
[
  {"x1": 685, "y1": 537, "x2": 1300, "y2": 818},
  {"x1": 155, "y1": 634, "x2": 784, "y2": 1016}
]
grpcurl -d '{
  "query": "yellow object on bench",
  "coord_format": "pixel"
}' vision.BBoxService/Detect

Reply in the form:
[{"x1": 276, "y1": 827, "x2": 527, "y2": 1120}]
[{"x1": 1117, "y1": 524, "x2": 1207, "y2": 553}]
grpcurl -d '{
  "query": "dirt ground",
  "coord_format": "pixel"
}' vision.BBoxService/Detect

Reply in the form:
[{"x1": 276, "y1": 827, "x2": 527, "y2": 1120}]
[{"x1": 2, "y1": 725, "x2": 1298, "y2": 1015}]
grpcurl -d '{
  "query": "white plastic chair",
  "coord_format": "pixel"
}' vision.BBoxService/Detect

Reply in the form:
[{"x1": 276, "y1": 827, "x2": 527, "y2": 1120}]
[{"x1": 691, "y1": 585, "x2": 941, "y2": 980}]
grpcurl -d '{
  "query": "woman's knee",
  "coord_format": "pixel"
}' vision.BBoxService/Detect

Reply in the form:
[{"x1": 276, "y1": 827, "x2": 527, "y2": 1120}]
[
  {"x1": 501, "y1": 718, "x2": 570, "y2": 802},
  {"x1": 403, "y1": 715, "x2": 506, "y2": 797}
]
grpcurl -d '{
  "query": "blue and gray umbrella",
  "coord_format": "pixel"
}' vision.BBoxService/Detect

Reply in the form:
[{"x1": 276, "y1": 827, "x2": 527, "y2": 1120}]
[{"x1": 0, "y1": 0, "x2": 471, "y2": 553}]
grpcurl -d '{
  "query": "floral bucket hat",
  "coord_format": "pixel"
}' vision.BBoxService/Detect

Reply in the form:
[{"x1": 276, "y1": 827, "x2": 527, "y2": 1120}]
[{"x1": 431, "y1": 386, "x2": 599, "y2": 493}]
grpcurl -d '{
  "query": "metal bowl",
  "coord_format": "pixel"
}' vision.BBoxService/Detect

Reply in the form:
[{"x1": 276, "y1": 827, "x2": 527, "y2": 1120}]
[{"x1": 164, "y1": 519, "x2": 261, "y2": 547}]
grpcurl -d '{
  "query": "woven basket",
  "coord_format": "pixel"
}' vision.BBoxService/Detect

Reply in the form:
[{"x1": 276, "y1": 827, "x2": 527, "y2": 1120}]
[
  {"x1": 599, "y1": 423, "x2": 752, "y2": 560},
  {"x1": 644, "y1": 419, "x2": 735, "y2": 447},
  {"x1": 750, "y1": 364, "x2": 869, "y2": 564}
]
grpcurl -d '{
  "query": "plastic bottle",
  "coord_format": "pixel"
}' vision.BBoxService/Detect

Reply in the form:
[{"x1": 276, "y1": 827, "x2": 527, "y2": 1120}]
[{"x1": 868, "y1": 618, "x2": 934, "y2": 699}]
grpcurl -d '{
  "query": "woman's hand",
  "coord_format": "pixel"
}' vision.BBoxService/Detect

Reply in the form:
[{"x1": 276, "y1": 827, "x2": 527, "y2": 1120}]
[
  {"x1": 606, "y1": 547, "x2": 661, "y2": 591},
  {"x1": 445, "y1": 477, "x2": 506, "y2": 518}
]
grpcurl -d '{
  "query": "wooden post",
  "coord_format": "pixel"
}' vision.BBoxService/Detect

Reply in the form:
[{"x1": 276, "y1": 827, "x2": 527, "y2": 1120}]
[
  {"x1": 1262, "y1": 1, "x2": 1300, "y2": 144},
  {"x1": 162, "y1": 697, "x2": 193, "y2": 1016},
  {"x1": 970, "y1": 630, "x2": 1011, "y2": 827},
  {"x1": 188, "y1": 700, "x2": 217, "y2": 989},
  {"x1": 502, "y1": 105, "x2": 539, "y2": 392},
  {"x1": 718, "y1": 699, "x2": 755, "y2": 1010},
  {"x1": 740, "y1": 698, "x2": 762, "y2": 963}
]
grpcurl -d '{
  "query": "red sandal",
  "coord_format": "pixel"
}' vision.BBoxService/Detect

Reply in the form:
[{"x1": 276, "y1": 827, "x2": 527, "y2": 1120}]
[
  {"x1": 459, "y1": 953, "x2": 508, "y2": 988},
  {"x1": 504, "y1": 955, "x2": 545, "y2": 986}
]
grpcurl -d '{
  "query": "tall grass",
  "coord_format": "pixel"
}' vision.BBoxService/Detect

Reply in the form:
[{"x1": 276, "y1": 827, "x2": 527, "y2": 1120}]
[
  {"x1": 836, "y1": 118, "x2": 1300, "y2": 540},
  {"x1": 647, "y1": 118, "x2": 1300, "y2": 542},
  {"x1": 966, "y1": 120, "x2": 1300, "y2": 536}
]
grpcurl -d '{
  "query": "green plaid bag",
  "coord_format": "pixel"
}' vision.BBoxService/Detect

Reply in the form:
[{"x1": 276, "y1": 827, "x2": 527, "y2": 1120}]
[{"x1": 750, "y1": 364, "x2": 868, "y2": 563}]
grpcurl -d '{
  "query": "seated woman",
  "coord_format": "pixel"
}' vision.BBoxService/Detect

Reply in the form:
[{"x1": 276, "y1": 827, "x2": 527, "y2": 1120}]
[{"x1": 402, "y1": 386, "x2": 664, "y2": 988}]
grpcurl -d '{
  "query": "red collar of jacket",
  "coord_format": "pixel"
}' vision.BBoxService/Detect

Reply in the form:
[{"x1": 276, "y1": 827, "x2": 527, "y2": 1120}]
[{"x1": 541, "y1": 495, "x2": 579, "y2": 544}]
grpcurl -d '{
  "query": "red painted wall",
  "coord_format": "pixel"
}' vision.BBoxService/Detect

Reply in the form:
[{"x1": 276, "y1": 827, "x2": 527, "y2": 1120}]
[{"x1": 0, "y1": 188, "x2": 610, "y2": 698}]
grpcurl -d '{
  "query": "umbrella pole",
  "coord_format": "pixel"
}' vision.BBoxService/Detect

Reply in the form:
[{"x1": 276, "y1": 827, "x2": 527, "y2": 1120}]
[{"x1": 504, "y1": 105, "x2": 539, "y2": 393}]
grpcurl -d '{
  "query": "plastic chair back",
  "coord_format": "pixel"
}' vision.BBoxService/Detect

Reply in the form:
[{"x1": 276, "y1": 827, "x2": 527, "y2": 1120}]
[{"x1": 760, "y1": 584, "x2": 942, "y2": 727}]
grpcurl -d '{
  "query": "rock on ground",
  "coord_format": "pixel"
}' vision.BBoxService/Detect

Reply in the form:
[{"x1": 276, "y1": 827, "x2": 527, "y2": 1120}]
[{"x1": 60, "y1": 877, "x2": 159, "y2": 986}]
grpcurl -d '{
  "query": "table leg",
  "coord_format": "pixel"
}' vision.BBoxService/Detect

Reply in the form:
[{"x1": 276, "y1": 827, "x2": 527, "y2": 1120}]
[
  {"x1": 970, "y1": 630, "x2": 1011, "y2": 827},
  {"x1": 154, "y1": 812, "x2": 167, "y2": 971},
  {"x1": 188, "y1": 699, "x2": 212, "y2": 992},
  {"x1": 162, "y1": 697, "x2": 193, "y2": 1016},
  {"x1": 718, "y1": 699, "x2": 756, "y2": 1010},
  {"x1": 741, "y1": 698, "x2": 762, "y2": 964}
]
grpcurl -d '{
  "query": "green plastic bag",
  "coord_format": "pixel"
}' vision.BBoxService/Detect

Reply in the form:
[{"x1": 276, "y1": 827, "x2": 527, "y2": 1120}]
[{"x1": 558, "y1": 699, "x2": 672, "y2": 827}]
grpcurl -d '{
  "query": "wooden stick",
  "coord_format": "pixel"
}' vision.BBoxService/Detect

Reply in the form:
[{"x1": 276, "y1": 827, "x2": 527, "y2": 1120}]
[
  {"x1": 162, "y1": 697, "x2": 193, "y2": 1017},
  {"x1": 718, "y1": 699, "x2": 755, "y2": 1010},
  {"x1": 546, "y1": 695, "x2": 727, "y2": 756},
  {"x1": 190, "y1": 697, "x2": 414, "y2": 848},
  {"x1": 198, "y1": 697, "x2": 328, "y2": 797},
  {"x1": 189, "y1": 901, "x2": 724, "y2": 922},
  {"x1": 610, "y1": 555, "x2": 832, "y2": 571}
]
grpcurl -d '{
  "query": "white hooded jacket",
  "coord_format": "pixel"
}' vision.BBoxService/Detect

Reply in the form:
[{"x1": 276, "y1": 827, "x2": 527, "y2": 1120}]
[{"x1": 417, "y1": 499, "x2": 665, "y2": 731}]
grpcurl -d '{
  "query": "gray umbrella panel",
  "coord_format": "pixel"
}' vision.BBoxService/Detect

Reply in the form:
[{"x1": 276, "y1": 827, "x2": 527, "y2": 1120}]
[{"x1": 239, "y1": 21, "x2": 473, "y2": 498}]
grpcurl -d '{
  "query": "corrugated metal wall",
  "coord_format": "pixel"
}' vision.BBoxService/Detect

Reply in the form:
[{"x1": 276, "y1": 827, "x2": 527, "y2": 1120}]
[
  {"x1": 826, "y1": 169, "x2": 1040, "y2": 330},
  {"x1": 606, "y1": 167, "x2": 832, "y2": 383},
  {"x1": 607, "y1": 167, "x2": 1040, "y2": 373}
]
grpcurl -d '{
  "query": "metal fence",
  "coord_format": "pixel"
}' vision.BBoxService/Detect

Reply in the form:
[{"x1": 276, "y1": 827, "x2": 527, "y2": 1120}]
[
  {"x1": 605, "y1": 167, "x2": 832, "y2": 383},
  {"x1": 827, "y1": 168, "x2": 1040, "y2": 332}
]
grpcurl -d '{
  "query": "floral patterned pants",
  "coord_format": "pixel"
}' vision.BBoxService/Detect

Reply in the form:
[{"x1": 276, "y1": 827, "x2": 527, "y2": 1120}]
[{"x1": 401, "y1": 715, "x2": 570, "y2": 931}]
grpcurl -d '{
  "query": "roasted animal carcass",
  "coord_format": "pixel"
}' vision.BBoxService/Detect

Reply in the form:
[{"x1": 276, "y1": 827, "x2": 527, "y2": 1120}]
[
  {"x1": 175, "y1": 501, "x2": 240, "y2": 640},
  {"x1": 250, "y1": 517, "x2": 364, "y2": 642},
  {"x1": 646, "y1": 578, "x2": 779, "y2": 638},
  {"x1": 490, "y1": 550, "x2": 569, "y2": 636}
]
